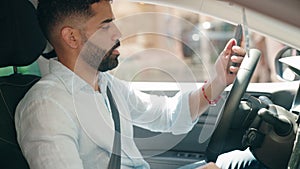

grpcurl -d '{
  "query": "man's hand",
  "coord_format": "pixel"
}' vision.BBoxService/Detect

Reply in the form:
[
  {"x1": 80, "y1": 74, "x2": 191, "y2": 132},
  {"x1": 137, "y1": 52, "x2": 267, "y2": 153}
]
[
  {"x1": 213, "y1": 38, "x2": 246, "y2": 87},
  {"x1": 189, "y1": 39, "x2": 246, "y2": 121}
]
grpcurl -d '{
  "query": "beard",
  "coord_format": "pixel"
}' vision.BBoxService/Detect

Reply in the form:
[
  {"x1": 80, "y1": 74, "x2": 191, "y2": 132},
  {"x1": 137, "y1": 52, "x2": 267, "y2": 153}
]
[
  {"x1": 98, "y1": 40, "x2": 120, "y2": 72},
  {"x1": 80, "y1": 36, "x2": 120, "y2": 72}
]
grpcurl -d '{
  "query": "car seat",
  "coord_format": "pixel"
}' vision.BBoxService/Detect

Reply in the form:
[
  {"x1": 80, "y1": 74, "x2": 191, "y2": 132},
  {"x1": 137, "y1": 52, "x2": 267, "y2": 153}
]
[{"x1": 0, "y1": 0, "x2": 46, "y2": 168}]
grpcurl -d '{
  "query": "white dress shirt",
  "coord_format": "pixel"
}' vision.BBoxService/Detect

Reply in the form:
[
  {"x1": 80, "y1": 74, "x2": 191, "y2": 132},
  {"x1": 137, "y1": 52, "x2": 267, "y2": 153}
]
[{"x1": 15, "y1": 59, "x2": 196, "y2": 169}]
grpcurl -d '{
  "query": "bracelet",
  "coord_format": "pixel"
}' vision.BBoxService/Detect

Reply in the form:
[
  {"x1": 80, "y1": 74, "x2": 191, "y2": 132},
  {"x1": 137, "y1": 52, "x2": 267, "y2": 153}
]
[{"x1": 202, "y1": 81, "x2": 221, "y2": 105}]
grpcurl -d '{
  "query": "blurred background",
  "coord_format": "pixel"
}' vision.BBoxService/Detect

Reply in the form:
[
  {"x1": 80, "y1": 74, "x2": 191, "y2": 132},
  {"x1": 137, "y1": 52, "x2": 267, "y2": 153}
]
[
  {"x1": 0, "y1": 0, "x2": 283, "y2": 83},
  {"x1": 111, "y1": 0, "x2": 283, "y2": 83},
  {"x1": 111, "y1": 0, "x2": 235, "y2": 82}
]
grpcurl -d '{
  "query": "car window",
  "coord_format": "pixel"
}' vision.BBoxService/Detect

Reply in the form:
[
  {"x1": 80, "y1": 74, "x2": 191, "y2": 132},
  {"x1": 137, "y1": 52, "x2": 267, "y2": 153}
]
[{"x1": 111, "y1": 1, "x2": 284, "y2": 83}]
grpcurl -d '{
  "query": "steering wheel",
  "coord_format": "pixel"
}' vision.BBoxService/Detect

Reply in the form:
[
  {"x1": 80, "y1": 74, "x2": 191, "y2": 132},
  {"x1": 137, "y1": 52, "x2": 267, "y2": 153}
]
[{"x1": 206, "y1": 49, "x2": 261, "y2": 161}]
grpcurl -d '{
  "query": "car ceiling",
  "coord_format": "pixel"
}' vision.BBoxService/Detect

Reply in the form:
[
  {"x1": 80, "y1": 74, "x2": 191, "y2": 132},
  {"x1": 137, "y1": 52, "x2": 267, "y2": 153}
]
[{"x1": 130, "y1": 0, "x2": 300, "y2": 50}]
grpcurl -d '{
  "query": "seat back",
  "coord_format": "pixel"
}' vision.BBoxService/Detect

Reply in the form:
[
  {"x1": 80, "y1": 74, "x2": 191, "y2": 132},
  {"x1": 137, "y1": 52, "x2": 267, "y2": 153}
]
[
  {"x1": 0, "y1": 75, "x2": 40, "y2": 169},
  {"x1": 0, "y1": 0, "x2": 46, "y2": 168}
]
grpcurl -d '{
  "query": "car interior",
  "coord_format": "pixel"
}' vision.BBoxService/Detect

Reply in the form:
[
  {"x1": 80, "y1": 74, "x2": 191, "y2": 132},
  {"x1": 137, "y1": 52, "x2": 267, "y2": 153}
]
[{"x1": 1, "y1": 0, "x2": 300, "y2": 169}]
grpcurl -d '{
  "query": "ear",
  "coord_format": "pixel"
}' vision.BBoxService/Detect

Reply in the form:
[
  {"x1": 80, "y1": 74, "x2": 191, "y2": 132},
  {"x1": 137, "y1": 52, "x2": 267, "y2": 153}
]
[{"x1": 61, "y1": 27, "x2": 81, "y2": 49}]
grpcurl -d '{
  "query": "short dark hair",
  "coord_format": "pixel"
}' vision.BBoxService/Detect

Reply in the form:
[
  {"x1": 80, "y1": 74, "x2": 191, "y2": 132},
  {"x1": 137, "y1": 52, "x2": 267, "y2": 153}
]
[{"x1": 37, "y1": 0, "x2": 109, "y2": 41}]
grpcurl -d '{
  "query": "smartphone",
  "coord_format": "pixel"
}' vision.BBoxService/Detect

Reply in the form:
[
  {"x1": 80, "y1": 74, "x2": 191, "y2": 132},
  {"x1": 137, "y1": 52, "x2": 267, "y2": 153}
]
[
  {"x1": 234, "y1": 24, "x2": 243, "y2": 47},
  {"x1": 229, "y1": 24, "x2": 243, "y2": 73}
]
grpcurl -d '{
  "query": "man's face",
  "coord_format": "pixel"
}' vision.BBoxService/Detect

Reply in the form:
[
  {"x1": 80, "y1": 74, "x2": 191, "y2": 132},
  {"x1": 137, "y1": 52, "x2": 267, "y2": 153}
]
[{"x1": 78, "y1": 1, "x2": 121, "y2": 72}]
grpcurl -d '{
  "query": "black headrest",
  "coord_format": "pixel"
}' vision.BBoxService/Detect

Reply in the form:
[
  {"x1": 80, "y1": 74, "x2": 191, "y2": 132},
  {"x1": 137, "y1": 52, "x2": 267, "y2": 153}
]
[{"x1": 0, "y1": 0, "x2": 47, "y2": 68}]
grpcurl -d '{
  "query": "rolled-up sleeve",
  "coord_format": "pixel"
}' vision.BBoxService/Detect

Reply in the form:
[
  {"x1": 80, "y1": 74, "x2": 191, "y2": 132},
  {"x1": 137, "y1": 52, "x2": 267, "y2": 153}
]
[
  {"x1": 168, "y1": 91, "x2": 198, "y2": 135},
  {"x1": 120, "y1": 82, "x2": 197, "y2": 135}
]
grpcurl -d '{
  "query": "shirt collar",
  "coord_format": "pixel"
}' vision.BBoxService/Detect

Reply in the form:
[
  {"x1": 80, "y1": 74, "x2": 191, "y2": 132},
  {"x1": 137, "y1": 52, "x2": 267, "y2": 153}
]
[{"x1": 49, "y1": 59, "x2": 97, "y2": 94}]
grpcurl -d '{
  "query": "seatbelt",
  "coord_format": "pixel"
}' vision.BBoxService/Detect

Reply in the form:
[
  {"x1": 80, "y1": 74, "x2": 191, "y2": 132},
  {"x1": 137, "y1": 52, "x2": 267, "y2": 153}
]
[{"x1": 106, "y1": 87, "x2": 121, "y2": 169}]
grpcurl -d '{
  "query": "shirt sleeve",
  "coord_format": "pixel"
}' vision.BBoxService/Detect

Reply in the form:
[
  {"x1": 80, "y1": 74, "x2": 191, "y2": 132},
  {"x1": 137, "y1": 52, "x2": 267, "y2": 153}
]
[
  {"x1": 112, "y1": 78, "x2": 197, "y2": 135},
  {"x1": 15, "y1": 98, "x2": 84, "y2": 169},
  {"x1": 129, "y1": 88, "x2": 197, "y2": 135}
]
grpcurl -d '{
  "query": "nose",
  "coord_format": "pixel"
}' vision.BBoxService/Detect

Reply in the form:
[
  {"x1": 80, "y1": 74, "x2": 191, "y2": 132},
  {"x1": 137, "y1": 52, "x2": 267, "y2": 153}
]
[{"x1": 111, "y1": 23, "x2": 122, "y2": 42}]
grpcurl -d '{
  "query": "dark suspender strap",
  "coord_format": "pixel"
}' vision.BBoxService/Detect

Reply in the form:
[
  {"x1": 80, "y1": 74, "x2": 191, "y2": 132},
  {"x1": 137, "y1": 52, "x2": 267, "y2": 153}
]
[{"x1": 106, "y1": 87, "x2": 121, "y2": 169}]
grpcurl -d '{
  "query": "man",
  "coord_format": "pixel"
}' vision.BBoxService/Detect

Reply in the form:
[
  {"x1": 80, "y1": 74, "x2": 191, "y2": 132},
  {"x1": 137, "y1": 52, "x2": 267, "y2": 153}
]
[{"x1": 15, "y1": 0, "x2": 245, "y2": 168}]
